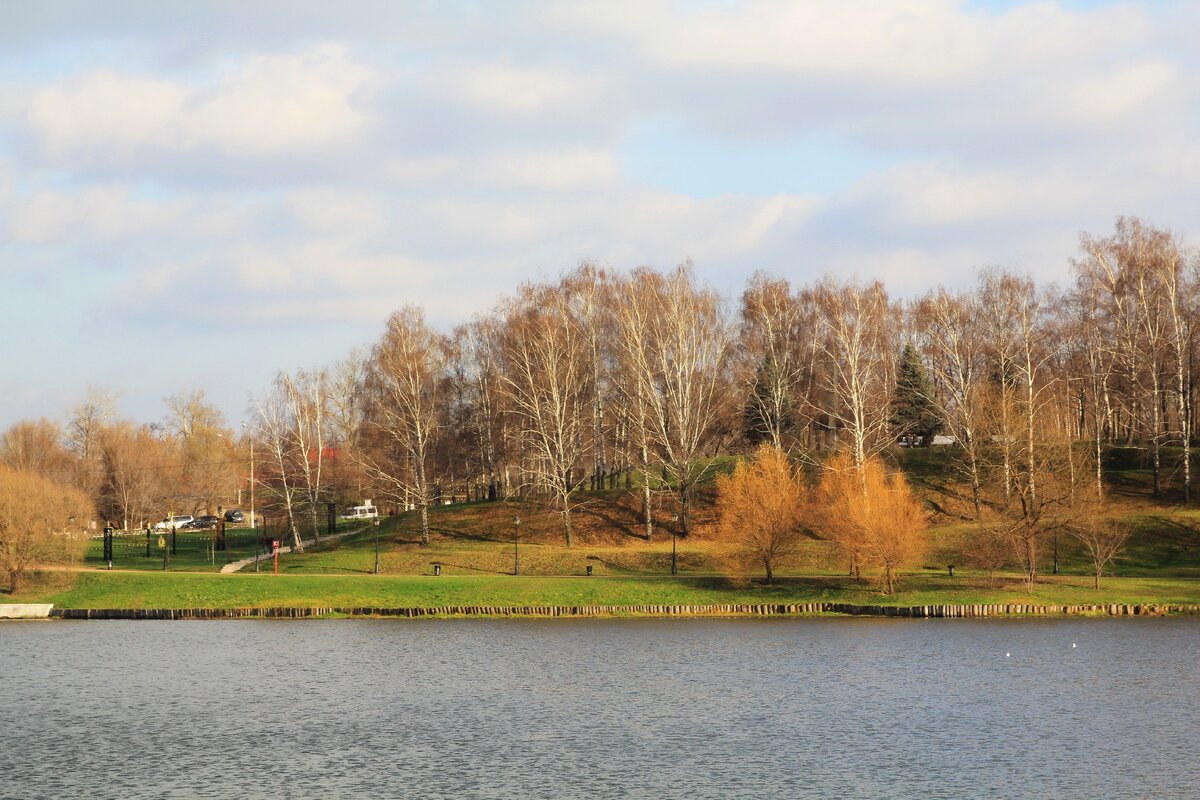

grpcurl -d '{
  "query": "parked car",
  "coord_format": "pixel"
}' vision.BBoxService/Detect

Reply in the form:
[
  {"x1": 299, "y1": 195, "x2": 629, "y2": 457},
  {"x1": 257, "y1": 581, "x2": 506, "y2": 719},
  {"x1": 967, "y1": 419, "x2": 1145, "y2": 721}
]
[
  {"x1": 185, "y1": 515, "x2": 221, "y2": 530},
  {"x1": 154, "y1": 515, "x2": 194, "y2": 531},
  {"x1": 224, "y1": 509, "x2": 245, "y2": 523}
]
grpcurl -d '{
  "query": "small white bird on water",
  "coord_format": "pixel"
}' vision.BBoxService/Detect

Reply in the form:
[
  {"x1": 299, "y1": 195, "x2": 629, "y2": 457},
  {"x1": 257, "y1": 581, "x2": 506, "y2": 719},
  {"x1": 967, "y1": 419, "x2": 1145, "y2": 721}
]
[
  {"x1": 1005, "y1": 652, "x2": 1010, "y2": 657},
  {"x1": 1072, "y1": 643, "x2": 1077, "y2": 648}
]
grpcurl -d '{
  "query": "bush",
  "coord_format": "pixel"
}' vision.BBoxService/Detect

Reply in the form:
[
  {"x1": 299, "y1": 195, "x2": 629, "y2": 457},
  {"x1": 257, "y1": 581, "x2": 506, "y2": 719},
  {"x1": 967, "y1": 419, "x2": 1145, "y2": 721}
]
[{"x1": 0, "y1": 466, "x2": 93, "y2": 592}]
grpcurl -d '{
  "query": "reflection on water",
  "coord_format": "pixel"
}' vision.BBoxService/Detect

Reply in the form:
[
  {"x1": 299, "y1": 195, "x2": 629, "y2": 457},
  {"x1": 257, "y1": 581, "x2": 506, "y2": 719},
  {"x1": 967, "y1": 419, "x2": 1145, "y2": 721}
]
[{"x1": 1, "y1": 618, "x2": 1197, "y2": 799}]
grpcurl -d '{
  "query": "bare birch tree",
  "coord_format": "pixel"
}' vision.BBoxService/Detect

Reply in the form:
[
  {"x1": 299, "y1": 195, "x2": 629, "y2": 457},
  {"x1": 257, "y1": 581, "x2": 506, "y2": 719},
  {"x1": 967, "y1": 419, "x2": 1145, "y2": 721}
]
[
  {"x1": 1069, "y1": 269, "x2": 1117, "y2": 500},
  {"x1": 498, "y1": 285, "x2": 589, "y2": 546},
  {"x1": 811, "y1": 277, "x2": 894, "y2": 484},
  {"x1": 281, "y1": 369, "x2": 329, "y2": 546},
  {"x1": 362, "y1": 306, "x2": 448, "y2": 545},
  {"x1": 66, "y1": 386, "x2": 116, "y2": 502},
  {"x1": 251, "y1": 383, "x2": 304, "y2": 551},
  {"x1": 611, "y1": 264, "x2": 732, "y2": 536},
  {"x1": 326, "y1": 349, "x2": 370, "y2": 500},
  {"x1": 739, "y1": 273, "x2": 813, "y2": 450},
  {"x1": 564, "y1": 262, "x2": 615, "y2": 490},
  {"x1": 915, "y1": 287, "x2": 988, "y2": 515},
  {"x1": 456, "y1": 315, "x2": 506, "y2": 501}
]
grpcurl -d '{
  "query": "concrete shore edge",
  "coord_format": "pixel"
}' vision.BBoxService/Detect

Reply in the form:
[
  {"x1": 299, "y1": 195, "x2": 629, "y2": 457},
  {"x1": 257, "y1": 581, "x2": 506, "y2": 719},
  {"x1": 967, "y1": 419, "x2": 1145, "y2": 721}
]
[{"x1": 36, "y1": 601, "x2": 1200, "y2": 620}]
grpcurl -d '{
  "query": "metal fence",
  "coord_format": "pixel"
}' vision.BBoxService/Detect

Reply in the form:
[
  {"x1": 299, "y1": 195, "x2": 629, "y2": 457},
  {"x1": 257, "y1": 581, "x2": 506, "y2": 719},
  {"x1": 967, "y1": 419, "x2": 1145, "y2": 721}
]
[{"x1": 87, "y1": 526, "x2": 273, "y2": 570}]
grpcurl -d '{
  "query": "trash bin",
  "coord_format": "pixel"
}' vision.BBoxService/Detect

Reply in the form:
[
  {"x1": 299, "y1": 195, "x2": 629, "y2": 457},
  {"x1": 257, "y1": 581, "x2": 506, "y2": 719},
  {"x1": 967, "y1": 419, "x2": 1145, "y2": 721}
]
[
  {"x1": 586, "y1": 565, "x2": 593, "y2": 577},
  {"x1": 433, "y1": 564, "x2": 441, "y2": 576}
]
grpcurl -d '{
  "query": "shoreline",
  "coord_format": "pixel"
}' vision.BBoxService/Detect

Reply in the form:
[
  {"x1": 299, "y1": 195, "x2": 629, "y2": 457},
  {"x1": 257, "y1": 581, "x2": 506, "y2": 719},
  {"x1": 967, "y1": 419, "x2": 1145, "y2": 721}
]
[{"x1": 17, "y1": 601, "x2": 1200, "y2": 620}]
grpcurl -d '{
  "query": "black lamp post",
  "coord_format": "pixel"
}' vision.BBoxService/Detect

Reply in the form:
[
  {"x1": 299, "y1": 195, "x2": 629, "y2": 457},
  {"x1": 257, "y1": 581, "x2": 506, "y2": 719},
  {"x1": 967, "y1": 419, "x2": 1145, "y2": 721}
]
[
  {"x1": 103, "y1": 524, "x2": 113, "y2": 570},
  {"x1": 513, "y1": 516, "x2": 521, "y2": 576},
  {"x1": 671, "y1": 514, "x2": 678, "y2": 576},
  {"x1": 373, "y1": 517, "x2": 381, "y2": 575}
]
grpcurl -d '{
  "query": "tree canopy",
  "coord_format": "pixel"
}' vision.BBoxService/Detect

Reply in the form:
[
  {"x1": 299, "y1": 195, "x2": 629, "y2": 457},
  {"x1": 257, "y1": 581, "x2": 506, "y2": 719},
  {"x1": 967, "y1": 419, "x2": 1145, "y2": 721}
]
[{"x1": 0, "y1": 466, "x2": 93, "y2": 592}]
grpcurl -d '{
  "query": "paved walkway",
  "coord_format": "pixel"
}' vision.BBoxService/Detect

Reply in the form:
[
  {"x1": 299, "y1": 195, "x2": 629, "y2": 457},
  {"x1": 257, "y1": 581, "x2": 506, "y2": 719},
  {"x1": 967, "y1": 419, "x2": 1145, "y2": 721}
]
[{"x1": 218, "y1": 526, "x2": 366, "y2": 573}]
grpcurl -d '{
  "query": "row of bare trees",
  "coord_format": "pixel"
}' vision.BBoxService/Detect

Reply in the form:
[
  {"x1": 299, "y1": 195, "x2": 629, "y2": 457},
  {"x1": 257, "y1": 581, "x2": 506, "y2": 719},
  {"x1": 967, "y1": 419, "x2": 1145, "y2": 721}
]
[
  {"x1": 335, "y1": 263, "x2": 736, "y2": 547},
  {"x1": 232, "y1": 217, "x2": 1198, "y2": 561},
  {"x1": 2, "y1": 218, "x2": 1192, "y2": 582},
  {"x1": 0, "y1": 388, "x2": 243, "y2": 533}
]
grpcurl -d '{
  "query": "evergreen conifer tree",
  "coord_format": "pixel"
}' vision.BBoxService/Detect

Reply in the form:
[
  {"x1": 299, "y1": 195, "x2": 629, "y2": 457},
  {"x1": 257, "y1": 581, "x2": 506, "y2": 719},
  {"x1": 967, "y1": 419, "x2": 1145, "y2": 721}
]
[
  {"x1": 744, "y1": 355, "x2": 796, "y2": 445},
  {"x1": 891, "y1": 343, "x2": 942, "y2": 446}
]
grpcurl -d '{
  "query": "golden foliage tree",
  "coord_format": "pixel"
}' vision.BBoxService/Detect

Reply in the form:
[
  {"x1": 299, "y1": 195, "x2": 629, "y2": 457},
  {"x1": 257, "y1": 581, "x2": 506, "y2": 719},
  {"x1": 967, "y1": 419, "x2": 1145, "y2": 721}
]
[
  {"x1": 716, "y1": 444, "x2": 807, "y2": 583},
  {"x1": 813, "y1": 452, "x2": 868, "y2": 579},
  {"x1": 815, "y1": 453, "x2": 927, "y2": 594},
  {"x1": 98, "y1": 422, "x2": 169, "y2": 532},
  {"x1": 0, "y1": 466, "x2": 93, "y2": 593},
  {"x1": 0, "y1": 418, "x2": 74, "y2": 486}
]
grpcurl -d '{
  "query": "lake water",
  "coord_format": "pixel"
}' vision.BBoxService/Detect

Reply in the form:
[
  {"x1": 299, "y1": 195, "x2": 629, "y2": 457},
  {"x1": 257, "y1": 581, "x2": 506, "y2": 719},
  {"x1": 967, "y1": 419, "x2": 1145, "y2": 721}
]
[{"x1": 1, "y1": 618, "x2": 1197, "y2": 799}]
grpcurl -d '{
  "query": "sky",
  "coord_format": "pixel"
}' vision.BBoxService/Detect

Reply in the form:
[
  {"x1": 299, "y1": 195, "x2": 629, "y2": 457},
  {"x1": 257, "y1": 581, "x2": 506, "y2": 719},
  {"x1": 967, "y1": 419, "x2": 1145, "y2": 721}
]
[{"x1": 2, "y1": 0, "x2": 1198, "y2": 429}]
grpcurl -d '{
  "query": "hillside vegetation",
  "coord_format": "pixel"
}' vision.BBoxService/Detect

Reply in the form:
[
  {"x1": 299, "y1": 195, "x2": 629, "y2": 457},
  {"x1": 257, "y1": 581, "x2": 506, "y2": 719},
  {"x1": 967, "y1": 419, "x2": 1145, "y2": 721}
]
[{"x1": 227, "y1": 447, "x2": 1200, "y2": 585}]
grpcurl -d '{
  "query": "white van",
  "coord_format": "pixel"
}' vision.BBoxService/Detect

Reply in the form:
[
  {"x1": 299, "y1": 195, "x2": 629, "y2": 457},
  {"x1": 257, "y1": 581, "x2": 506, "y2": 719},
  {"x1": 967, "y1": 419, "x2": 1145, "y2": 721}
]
[
  {"x1": 340, "y1": 504, "x2": 379, "y2": 520},
  {"x1": 154, "y1": 515, "x2": 194, "y2": 531}
]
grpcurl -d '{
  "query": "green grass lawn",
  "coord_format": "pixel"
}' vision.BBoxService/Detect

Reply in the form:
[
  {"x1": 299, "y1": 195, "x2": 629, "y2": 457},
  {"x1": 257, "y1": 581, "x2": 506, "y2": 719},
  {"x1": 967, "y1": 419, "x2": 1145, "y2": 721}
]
[
  {"x1": 81, "y1": 523, "x2": 374, "y2": 573},
  {"x1": 18, "y1": 458, "x2": 1198, "y2": 613},
  {"x1": 245, "y1": 503, "x2": 1200, "y2": 581},
  {"x1": 8, "y1": 570, "x2": 1199, "y2": 611},
  {"x1": 258, "y1": 523, "x2": 746, "y2": 577}
]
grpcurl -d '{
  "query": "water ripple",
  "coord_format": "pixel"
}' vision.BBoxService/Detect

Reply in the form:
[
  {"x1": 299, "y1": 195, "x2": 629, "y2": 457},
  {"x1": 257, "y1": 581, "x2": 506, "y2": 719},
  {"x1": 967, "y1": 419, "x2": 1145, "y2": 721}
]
[{"x1": 1, "y1": 618, "x2": 1197, "y2": 799}]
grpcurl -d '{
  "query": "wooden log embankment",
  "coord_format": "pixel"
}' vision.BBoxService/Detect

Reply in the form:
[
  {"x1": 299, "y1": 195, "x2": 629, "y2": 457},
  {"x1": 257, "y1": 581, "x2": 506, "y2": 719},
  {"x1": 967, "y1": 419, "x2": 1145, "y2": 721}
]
[{"x1": 41, "y1": 602, "x2": 1200, "y2": 621}]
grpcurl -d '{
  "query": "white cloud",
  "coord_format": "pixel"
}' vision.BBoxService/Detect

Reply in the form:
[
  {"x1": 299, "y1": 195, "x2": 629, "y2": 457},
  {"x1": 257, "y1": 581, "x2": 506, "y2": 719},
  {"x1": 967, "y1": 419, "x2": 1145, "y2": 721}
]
[
  {"x1": 24, "y1": 43, "x2": 374, "y2": 164},
  {"x1": 434, "y1": 62, "x2": 612, "y2": 118},
  {"x1": 1064, "y1": 60, "x2": 1175, "y2": 124},
  {"x1": 385, "y1": 147, "x2": 618, "y2": 192},
  {"x1": 28, "y1": 72, "x2": 187, "y2": 161},
  {"x1": 476, "y1": 147, "x2": 617, "y2": 191},
  {"x1": 819, "y1": 245, "x2": 990, "y2": 296},
  {"x1": 549, "y1": 0, "x2": 1149, "y2": 85},
  {"x1": 545, "y1": 0, "x2": 1181, "y2": 158},
  {"x1": 187, "y1": 45, "x2": 374, "y2": 155},
  {"x1": 87, "y1": 183, "x2": 819, "y2": 332},
  {"x1": 4, "y1": 0, "x2": 1200, "y2": 429},
  {"x1": 286, "y1": 189, "x2": 389, "y2": 237},
  {"x1": 7, "y1": 184, "x2": 190, "y2": 243}
]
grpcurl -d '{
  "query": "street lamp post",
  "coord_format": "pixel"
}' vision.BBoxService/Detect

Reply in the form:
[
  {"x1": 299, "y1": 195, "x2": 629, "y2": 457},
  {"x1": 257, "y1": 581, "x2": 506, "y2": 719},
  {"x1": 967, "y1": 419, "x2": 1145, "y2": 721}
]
[
  {"x1": 373, "y1": 517, "x2": 381, "y2": 575},
  {"x1": 241, "y1": 422, "x2": 255, "y2": 531},
  {"x1": 513, "y1": 516, "x2": 520, "y2": 576},
  {"x1": 671, "y1": 514, "x2": 678, "y2": 576}
]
